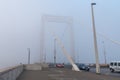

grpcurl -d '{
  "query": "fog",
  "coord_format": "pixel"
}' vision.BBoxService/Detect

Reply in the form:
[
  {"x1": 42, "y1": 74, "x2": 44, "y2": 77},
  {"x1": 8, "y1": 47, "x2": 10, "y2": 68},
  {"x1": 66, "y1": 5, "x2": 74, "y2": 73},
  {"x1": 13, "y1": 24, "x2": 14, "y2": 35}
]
[{"x1": 0, "y1": 0, "x2": 120, "y2": 68}]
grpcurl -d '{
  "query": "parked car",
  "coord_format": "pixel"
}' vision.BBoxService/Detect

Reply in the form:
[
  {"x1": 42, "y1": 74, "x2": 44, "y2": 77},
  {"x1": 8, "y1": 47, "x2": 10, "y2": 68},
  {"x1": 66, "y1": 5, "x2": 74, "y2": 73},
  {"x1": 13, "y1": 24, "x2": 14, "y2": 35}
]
[
  {"x1": 56, "y1": 63, "x2": 64, "y2": 68},
  {"x1": 109, "y1": 61, "x2": 120, "y2": 72},
  {"x1": 77, "y1": 63, "x2": 90, "y2": 71}
]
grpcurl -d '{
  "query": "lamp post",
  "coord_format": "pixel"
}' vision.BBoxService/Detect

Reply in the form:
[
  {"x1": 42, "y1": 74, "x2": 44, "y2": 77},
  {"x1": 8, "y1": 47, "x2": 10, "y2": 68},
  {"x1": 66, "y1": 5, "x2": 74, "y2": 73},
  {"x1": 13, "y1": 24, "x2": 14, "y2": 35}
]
[
  {"x1": 44, "y1": 48, "x2": 46, "y2": 63},
  {"x1": 91, "y1": 3, "x2": 100, "y2": 74},
  {"x1": 102, "y1": 41, "x2": 107, "y2": 64},
  {"x1": 27, "y1": 48, "x2": 30, "y2": 64},
  {"x1": 54, "y1": 38, "x2": 56, "y2": 66}
]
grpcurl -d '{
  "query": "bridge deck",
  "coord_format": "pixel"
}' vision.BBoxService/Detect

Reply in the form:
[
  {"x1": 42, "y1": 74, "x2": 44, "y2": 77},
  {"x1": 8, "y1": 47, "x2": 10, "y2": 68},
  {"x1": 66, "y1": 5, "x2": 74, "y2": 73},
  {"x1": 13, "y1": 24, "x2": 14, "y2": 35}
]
[{"x1": 17, "y1": 68, "x2": 120, "y2": 80}]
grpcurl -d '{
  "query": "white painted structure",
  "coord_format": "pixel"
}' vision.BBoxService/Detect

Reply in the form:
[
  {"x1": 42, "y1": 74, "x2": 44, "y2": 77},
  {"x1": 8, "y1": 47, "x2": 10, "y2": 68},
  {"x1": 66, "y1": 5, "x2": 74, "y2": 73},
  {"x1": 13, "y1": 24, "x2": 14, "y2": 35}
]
[
  {"x1": 52, "y1": 33, "x2": 80, "y2": 71},
  {"x1": 40, "y1": 15, "x2": 75, "y2": 63}
]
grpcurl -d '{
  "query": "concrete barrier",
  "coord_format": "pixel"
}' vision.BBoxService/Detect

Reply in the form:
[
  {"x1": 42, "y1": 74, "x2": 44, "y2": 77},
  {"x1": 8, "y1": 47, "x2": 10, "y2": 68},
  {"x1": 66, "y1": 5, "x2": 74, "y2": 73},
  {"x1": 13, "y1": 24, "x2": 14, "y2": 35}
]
[
  {"x1": 24, "y1": 64, "x2": 42, "y2": 70},
  {"x1": 24, "y1": 63, "x2": 49, "y2": 71},
  {"x1": 0, "y1": 63, "x2": 47, "y2": 80},
  {"x1": 0, "y1": 65, "x2": 23, "y2": 80}
]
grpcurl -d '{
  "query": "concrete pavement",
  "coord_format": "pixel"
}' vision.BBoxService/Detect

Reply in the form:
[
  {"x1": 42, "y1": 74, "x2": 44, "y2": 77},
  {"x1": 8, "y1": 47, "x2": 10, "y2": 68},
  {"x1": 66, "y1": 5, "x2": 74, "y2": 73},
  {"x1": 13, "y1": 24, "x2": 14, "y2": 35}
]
[
  {"x1": 17, "y1": 68, "x2": 120, "y2": 80},
  {"x1": 90, "y1": 67, "x2": 120, "y2": 77}
]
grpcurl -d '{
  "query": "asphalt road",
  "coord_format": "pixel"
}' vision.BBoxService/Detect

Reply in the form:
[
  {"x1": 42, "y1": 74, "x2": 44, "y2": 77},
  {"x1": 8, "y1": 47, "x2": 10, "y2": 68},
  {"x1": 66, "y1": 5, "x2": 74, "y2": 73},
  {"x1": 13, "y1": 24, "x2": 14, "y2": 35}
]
[
  {"x1": 17, "y1": 68, "x2": 120, "y2": 80},
  {"x1": 90, "y1": 67, "x2": 120, "y2": 77},
  {"x1": 49, "y1": 63, "x2": 120, "y2": 77}
]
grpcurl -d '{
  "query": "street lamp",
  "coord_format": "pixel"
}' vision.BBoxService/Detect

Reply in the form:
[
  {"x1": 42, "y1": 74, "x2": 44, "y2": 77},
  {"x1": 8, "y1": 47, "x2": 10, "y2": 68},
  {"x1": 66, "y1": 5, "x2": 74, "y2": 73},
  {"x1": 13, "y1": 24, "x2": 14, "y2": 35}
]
[
  {"x1": 91, "y1": 3, "x2": 100, "y2": 74},
  {"x1": 102, "y1": 41, "x2": 107, "y2": 64},
  {"x1": 27, "y1": 48, "x2": 30, "y2": 64},
  {"x1": 54, "y1": 38, "x2": 57, "y2": 66}
]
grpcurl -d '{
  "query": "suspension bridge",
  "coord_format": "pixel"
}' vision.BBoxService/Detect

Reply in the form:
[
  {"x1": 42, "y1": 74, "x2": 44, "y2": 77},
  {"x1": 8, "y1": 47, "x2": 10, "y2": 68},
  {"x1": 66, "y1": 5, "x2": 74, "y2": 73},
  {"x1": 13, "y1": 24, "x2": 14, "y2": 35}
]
[{"x1": 0, "y1": 15, "x2": 120, "y2": 80}]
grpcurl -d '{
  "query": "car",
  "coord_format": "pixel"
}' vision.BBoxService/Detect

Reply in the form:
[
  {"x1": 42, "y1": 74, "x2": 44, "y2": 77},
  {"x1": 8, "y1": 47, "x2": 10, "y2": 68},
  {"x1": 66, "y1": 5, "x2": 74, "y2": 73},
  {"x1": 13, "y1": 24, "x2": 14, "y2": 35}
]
[
  {"x1": 109, "y1": 61, "x2": 120, "y2": 72},
  {"x1": 77, "y1": 63, "x2": 90, "y2": 71},
  {"x1": 56, "y1": 63, "x2": 64, "y2": 68}
]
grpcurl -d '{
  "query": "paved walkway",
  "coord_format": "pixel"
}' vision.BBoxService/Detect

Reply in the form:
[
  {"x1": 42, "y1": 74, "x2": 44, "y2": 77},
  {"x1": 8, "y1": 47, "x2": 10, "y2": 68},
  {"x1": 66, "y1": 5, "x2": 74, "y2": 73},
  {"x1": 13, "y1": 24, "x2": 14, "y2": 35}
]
[{"x1": 17, "y1": 68, "x2": 120, "y2": 80}]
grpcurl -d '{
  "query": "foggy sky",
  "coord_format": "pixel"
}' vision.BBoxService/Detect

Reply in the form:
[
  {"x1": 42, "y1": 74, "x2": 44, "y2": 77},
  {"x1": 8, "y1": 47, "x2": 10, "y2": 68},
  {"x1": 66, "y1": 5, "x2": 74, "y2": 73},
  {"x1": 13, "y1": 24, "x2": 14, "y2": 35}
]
[{"x1": 0, "y1": 0, "x2": 120, "y2": 68}]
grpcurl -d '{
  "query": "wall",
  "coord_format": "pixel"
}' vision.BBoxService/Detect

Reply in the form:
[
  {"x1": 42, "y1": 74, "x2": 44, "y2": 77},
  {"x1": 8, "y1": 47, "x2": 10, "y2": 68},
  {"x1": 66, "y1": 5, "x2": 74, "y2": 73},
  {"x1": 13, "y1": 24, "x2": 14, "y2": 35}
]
[{"x1": 0, "y1": 65, "x2": 23, "y2": 80}]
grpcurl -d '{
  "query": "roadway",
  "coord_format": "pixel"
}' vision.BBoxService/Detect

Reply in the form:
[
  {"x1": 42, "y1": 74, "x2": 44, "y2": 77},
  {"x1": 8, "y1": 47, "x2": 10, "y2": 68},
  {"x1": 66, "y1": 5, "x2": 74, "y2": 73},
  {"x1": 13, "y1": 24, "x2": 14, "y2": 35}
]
[
  {"x1": 90, "y1": 67, "x2": 120, "y2": 77},
  {"x1": 17, "y1": 68, "x2": 120, "y2": 80},
  {"x1": 48, "y1": 63, "x2": 120, "y2": 77}
]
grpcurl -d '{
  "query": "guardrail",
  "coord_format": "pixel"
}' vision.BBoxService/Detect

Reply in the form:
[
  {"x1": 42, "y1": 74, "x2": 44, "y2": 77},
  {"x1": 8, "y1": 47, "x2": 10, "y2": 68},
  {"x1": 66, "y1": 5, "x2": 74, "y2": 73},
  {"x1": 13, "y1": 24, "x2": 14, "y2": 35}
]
[{"x1": 0, "y1": 65, "x2": 23, "y2": 80}]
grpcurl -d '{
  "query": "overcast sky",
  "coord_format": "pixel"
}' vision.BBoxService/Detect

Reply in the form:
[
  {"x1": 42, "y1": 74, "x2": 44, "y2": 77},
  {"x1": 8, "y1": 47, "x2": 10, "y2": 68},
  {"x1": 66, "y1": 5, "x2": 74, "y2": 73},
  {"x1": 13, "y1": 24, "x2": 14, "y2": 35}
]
[{"x1": 0, "y1": 0, "x2": 120, "y2": 68}]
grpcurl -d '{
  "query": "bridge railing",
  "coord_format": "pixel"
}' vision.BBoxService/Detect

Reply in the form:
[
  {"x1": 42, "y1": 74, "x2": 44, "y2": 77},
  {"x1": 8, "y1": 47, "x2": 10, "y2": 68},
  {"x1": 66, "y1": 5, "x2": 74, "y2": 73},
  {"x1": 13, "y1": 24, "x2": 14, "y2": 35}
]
[{"x1": 0, "y1": 65, "x2": 23, "y2": 80}]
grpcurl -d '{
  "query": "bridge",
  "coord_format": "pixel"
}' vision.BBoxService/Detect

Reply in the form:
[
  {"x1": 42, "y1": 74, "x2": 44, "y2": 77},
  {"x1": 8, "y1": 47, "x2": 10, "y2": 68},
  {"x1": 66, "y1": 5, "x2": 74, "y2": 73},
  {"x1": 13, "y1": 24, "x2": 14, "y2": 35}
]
[
  {"x1": 1, "y1": 0, "x2": 120, "y2": 79},
  {"x1": 0, "y1": 15, "x2": 120, "y2": 80},
  {"x1": 0, "y1": 64, "x2": 120, "y2": 80}
]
